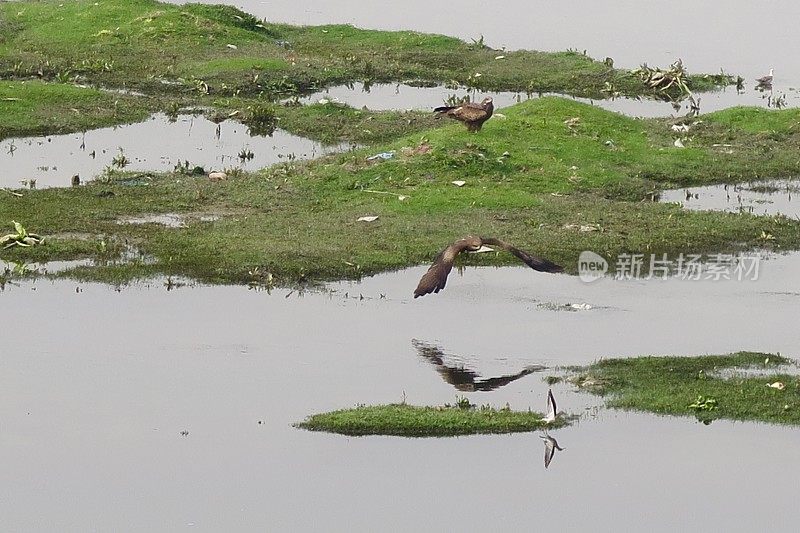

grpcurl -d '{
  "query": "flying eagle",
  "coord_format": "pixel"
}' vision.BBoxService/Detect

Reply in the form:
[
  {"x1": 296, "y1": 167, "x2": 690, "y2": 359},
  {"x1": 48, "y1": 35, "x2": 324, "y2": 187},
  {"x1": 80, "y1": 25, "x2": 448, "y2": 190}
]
[
  {"x1": 413, "y1": 236, "x2": 563, "y2": 298},
  {"x1": 434, "y1": 97, "x2": 494, "y2": 132}
]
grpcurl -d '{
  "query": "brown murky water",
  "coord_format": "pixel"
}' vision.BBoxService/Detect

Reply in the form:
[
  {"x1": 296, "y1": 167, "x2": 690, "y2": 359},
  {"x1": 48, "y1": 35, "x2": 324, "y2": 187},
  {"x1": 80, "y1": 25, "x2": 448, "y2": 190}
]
[{"x1": 2, "y1": 256, "x2": 799, "y2": 530}]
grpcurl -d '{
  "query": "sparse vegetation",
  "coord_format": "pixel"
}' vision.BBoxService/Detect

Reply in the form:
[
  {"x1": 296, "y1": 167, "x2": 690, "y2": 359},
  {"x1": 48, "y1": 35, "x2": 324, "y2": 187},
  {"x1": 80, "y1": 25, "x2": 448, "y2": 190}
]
[{"x1": 570, "y1": 352, "x2": 800, "y2": 425}]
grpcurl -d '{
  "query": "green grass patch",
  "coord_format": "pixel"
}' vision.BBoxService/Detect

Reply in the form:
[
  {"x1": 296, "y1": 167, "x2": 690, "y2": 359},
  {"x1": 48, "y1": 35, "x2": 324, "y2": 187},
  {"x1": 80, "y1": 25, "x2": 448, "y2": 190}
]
[
  {"x1": 2, "y1": 97, "x2": 800, "y2": 284},
  {"x1": 571, "y1": 352, "x2": 800, "y2": 425},
  {"x1": 0, "y1": 1, "x2": 738, "y2": 140},
  {"x1": 0, "y1": 80, "x2": 152, "y2": 139},
  {"x1": 296, "y1": 402, "x2": 567, "y2": 437},
  {"x1": 206, "y1": 96, "x2": 442, "y2": 145},
  {"x1": 274, "y1": 101, "x2": 440, "y2": 144},
  {"x1": 0, "y1": 0, "x2": 731, "y2": 100}
]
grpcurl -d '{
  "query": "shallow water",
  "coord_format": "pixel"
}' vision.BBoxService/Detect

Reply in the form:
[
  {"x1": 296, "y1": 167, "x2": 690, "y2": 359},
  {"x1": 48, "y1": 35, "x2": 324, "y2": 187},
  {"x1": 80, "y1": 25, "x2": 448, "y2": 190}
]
[
  {"x1": 5, "y1": 2, "x2": 800, "y2": 530},
  {"x1": 168, "y1": 0, "x2": 800, "y2": 91},
  {"x1": 0, "y1": 113, "x2": 346, "y2": 189},
  {"x1": 3, "y1": 85, "x2": 788, "y2": 190},
  {"x1": 661, "y1": 179, "x2": 800, "y2": 218},
  {"x1": 2, "y1": 254, "x2": 799, "y2": 530},
  {"x1": 307, "y1": 82, "x2": 798, "y2": 116}
]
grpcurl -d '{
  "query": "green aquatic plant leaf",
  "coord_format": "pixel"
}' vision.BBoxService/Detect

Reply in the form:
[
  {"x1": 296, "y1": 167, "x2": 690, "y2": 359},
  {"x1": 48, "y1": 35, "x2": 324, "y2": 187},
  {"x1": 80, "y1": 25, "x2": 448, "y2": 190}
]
[
  {"x1": 688, "y1": 395, "x2": 718, "y2": 412},
  {"x1": 1, "y1": 221, "x2": 43, "y2": 249},
  {"x1": 13, "y1": 220, "x2": 26, "y2": 238}
]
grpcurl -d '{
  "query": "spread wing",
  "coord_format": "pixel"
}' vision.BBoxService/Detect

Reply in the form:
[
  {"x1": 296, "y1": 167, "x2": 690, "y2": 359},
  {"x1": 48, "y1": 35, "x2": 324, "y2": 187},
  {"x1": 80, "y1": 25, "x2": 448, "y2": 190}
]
[
  {"x1": 412, "y1": 339, "x2": 480, "y2": 390},
  {"x1": 547, "y1": 389, "x2": 557, "y2": 419},
  {"x1": 481, "y1": 237, "x2": 564, "y2": 273},
  {"x1": 413, "y1": 248, "x2": 455, "y2": 298},
  {"x1": 542, "y1": 436, "x2": 556, "y2": 469},
  {"x1": 541, "y1": 434, "x2": 564, "y2": 468}
]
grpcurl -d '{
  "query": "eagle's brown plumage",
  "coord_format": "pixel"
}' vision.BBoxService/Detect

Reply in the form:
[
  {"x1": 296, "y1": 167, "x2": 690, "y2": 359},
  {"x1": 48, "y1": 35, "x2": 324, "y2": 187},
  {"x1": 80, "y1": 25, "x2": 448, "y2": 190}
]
[
  {"x1": 434, "y1": 97, "x2": 494, "y2": 132},
  {"x1": 413, "y1": 236, "x2": 563, "y2": 298}
]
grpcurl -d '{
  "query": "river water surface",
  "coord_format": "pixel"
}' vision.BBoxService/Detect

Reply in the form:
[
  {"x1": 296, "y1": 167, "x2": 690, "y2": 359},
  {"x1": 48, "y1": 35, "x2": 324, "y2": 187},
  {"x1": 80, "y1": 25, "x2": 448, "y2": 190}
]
[{"x1": 2, "y1": 258, "x2": 799, "y2": 531}]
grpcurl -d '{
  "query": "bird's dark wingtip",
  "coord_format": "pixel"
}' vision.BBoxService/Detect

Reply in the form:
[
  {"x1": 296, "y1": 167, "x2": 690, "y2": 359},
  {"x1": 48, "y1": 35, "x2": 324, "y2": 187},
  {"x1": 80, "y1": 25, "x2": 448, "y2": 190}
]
[{"x1": 528, "y1": 257, "x2": 565, "y2": 274}]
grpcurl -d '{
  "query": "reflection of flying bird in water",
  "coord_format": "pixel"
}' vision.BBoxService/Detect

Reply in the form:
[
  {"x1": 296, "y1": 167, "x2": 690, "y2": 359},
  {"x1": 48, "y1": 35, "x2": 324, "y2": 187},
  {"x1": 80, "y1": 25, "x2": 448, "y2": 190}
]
[
  {"x1": 412, "y1": 339, "x2": 544, "y2": 392},
  {"x1": 540, "y1": 434, "x2": 565, "y2": 469}
]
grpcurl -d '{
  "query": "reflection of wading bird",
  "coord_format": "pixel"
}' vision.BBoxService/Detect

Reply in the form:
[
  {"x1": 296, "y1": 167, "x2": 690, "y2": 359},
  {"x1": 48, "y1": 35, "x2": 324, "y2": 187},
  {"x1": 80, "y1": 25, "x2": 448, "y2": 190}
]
[
  {"x1": 540, "y1": 433, "x2": 565, "y2": 469},
  {"x1": 412, "y1": 339, "x2": 544, "y2": 392},
  {"x1": 413, "y1": 236, "x2": 563, "y2": 298},
  {"x1": 756, "y1": 68, "x2": 774, "y2": 86},
  {"x1": 434, "y1": 97, "x2": 494, "y2": 132},
  {"x1": 540, "y1": 389, "x2": 564, "y2": 468}
]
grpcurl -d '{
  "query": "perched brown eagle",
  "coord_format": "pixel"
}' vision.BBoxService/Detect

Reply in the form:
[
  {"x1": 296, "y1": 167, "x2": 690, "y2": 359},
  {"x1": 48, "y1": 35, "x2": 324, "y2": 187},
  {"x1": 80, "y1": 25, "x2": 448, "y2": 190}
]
[
  {"x1": 433, "y1": 97, "x2": 494, "y2": 132},
  {"x1": 413, "y1": 236, "x2": 563, "y2": 298}
]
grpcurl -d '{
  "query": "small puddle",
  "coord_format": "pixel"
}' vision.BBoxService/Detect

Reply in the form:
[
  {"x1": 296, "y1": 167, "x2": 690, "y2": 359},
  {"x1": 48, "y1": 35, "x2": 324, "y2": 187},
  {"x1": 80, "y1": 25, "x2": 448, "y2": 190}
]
[
  {"x1": 2, "y1": 258, "x2": 95, "y2": 277},
  {"x1": 660, "y1": 179, "x2": 800, "y2": 218},
  {"x1": 711, "y1": 362, "x2": 800, "y2": 380},
  {"x1": 302, "y1": 82, "x2": 800, "y2": 117},
  {"x1": 116, "y1": 213, "x2": 221, "y2": 228},
  {"x1": 0, "y1": 113, "x2": 350, "y2": 189}
]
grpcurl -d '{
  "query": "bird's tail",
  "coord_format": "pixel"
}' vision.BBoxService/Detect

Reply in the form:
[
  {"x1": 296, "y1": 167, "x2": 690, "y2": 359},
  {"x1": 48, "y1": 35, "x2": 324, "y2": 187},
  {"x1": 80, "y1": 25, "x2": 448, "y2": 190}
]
[{"x1": 433, "y1": 106, "x2": 455, "y2": 114}]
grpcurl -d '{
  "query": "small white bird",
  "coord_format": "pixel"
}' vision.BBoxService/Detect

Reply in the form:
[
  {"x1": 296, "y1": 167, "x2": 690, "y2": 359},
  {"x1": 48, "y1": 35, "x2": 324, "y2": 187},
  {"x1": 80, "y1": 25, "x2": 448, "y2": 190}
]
[
  {"x1": 756, "y1": 68, "x2": 774, "y2": 85},
  {"x1": 540, "y1": 434, "x2": 565, "y2": 469},
  {"x1": 541, "y1": 388, "x2": 557, "y2": 425}
]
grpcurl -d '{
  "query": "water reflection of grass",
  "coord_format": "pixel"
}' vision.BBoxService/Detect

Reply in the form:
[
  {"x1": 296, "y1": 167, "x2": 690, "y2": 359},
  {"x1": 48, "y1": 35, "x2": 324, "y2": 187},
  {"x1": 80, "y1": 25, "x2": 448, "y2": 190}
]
[
  {"x1": 297, "y1": 401, "x2": 568, "y2": 437},
  {"x1": 571, "y1": 352, "x2": 800, "y2": 426}
]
